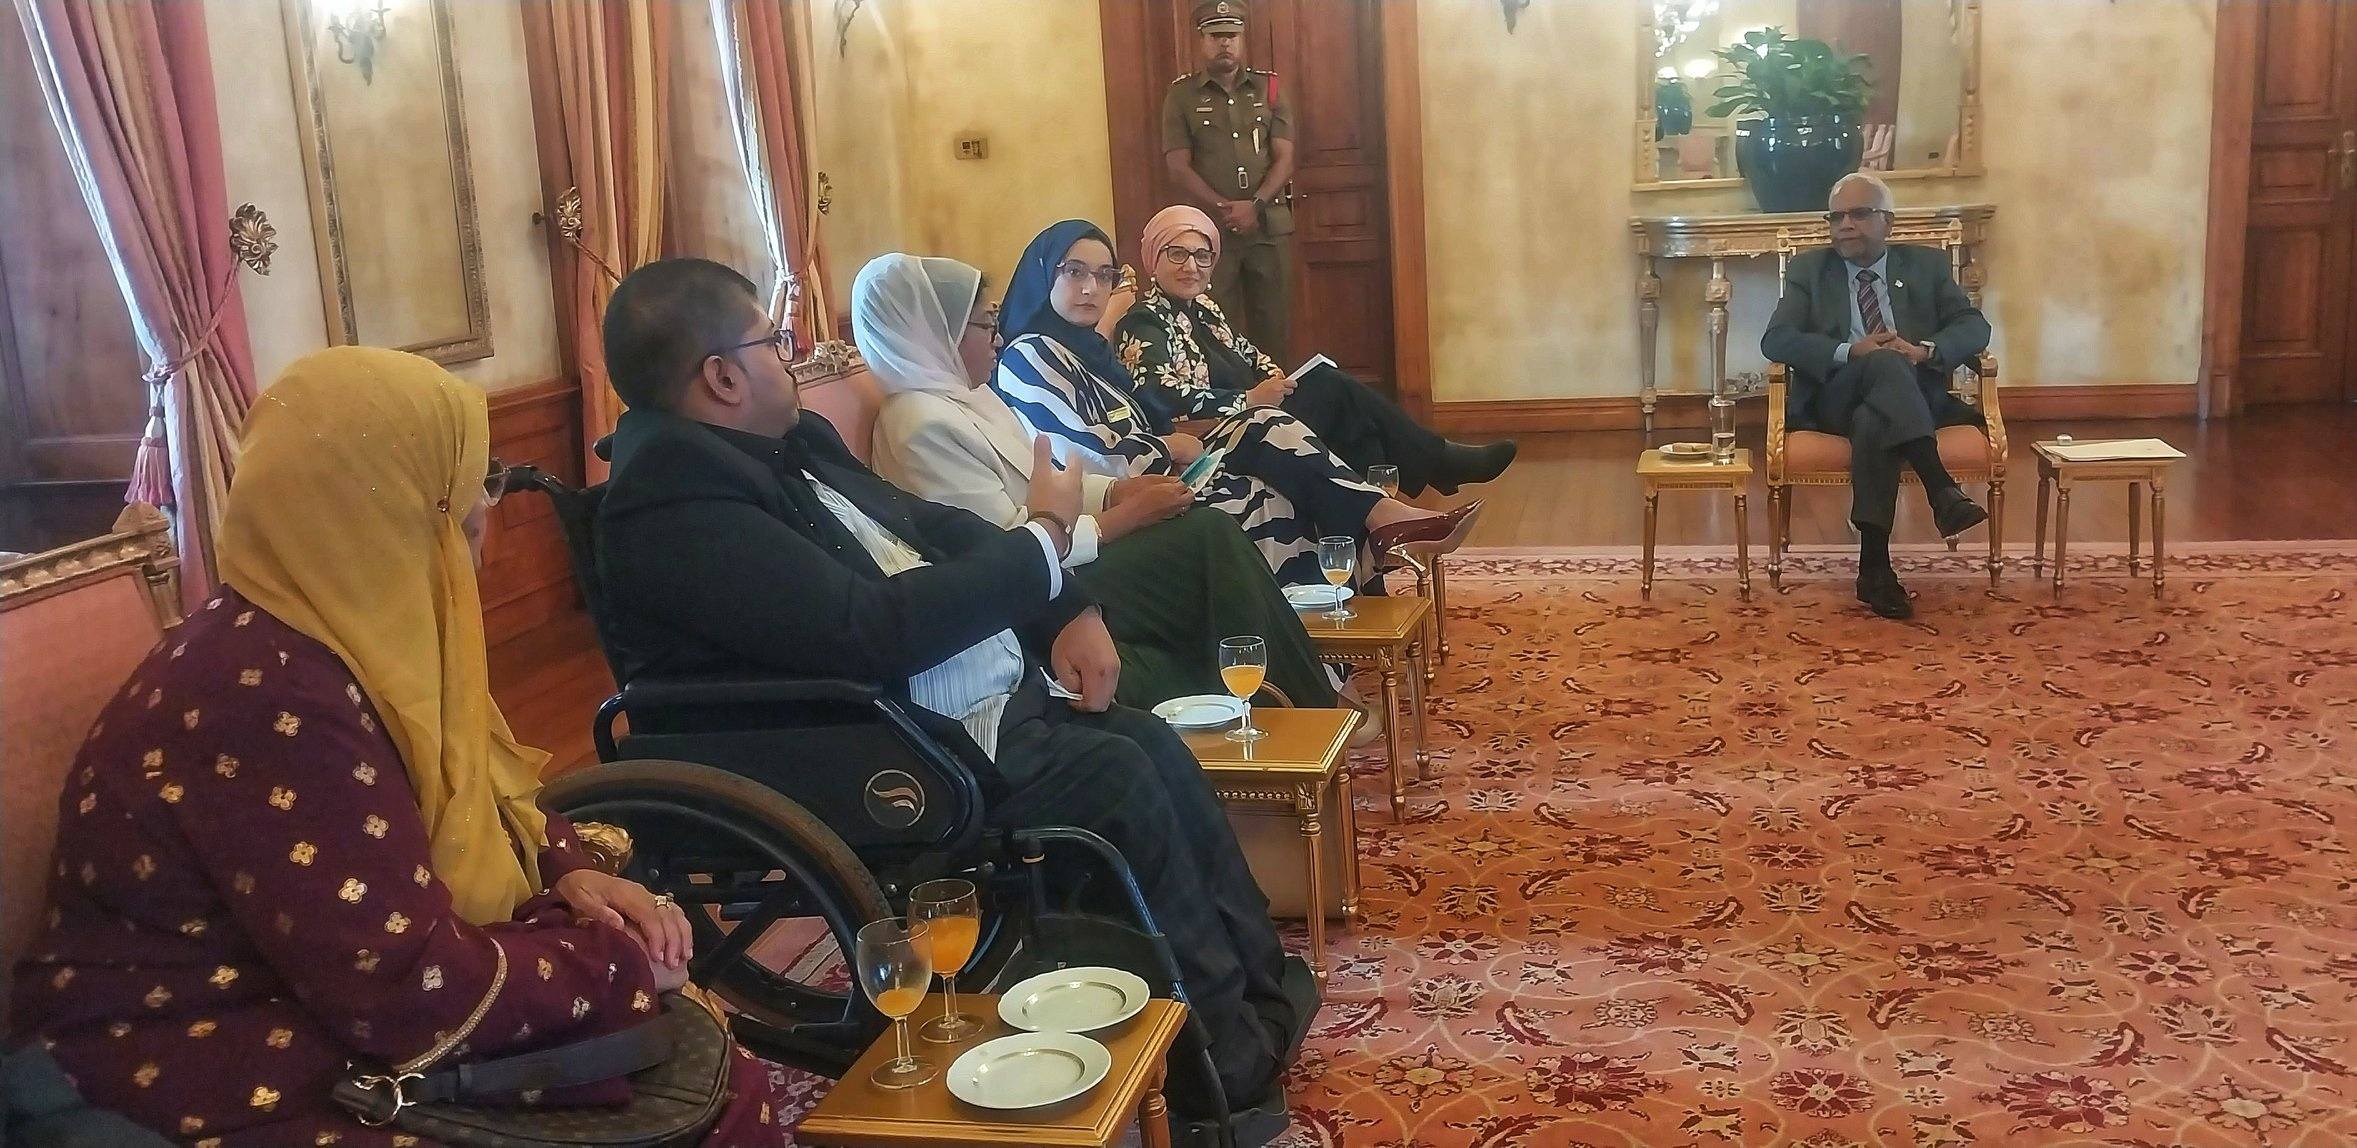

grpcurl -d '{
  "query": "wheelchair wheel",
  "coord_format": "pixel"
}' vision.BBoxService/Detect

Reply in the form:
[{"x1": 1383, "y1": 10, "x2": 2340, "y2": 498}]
[{"x1": 541, "y1": 759, "x2": 890, "y2": 1077}]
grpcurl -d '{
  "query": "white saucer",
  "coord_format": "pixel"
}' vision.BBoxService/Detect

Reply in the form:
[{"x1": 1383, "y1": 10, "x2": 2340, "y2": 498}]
[
  {"x1": 946, "y1": 1032, "x2": 1111, "y2": 1110},
  {"x1": 1284, "y1": 583, "x2": 1356, "y2": 610},
  {"x1": 998, "y1": 966, "x2": 1152, "y2": 1033},
  {"x1": 1152, "y1": 694, "x2": 1247, "y2": 730}
]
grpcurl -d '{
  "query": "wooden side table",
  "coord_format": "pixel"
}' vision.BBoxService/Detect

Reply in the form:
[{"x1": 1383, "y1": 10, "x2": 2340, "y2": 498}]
[
  {"x1": 1639, "y1": 447, "x2": 1753, "y2": 601},
  {"x1": 2031, "y1": 441, "x2": 2179, "y2": 596},
  {"x1": 1302, "y1": 594, "x2": 1432, "y2": 819},
  {"x1": 1184, "y1": 708, "x2": 1362, "y2": 981},
  {"x1": 798, "y1": 994, "x2": 1189, "y2": 1148}
]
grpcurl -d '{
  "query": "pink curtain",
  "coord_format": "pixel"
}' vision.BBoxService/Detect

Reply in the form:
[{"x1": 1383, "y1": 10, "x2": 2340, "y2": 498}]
[
  {"x1": 12, "y1": 0, "x2": 257, "y2": 603},
  {"x1": 522, "y1": 0, "x2": 669, "y2": 482},
  {"x1": 723, "y1": 0, "x2": 832, "y2": 351}
]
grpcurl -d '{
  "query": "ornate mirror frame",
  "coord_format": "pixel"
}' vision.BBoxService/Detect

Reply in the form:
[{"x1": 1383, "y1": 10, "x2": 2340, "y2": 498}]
[
  {"x1": 1633, "y1": 0, "x2": 1985, "y2": 192},
  {"x1": 280, "y1": 0, "x2": 493, "y2": 363}
]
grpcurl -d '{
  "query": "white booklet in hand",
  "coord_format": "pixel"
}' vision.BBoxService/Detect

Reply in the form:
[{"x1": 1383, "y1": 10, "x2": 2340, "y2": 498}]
[{"x1": 1287, "y1": 354, "x2": 1336, "y2": 382}]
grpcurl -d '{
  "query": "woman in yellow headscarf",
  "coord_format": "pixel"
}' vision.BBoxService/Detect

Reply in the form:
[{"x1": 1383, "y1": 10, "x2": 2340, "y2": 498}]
[{"x1": 11, "y1": 348, "x2": 796, "y2": 1145}]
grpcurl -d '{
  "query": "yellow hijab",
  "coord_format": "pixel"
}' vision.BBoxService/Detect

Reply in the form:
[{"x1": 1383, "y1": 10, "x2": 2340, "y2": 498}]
[{"x1": 217, "y1": 347, "x2": 553, "y2": 925}]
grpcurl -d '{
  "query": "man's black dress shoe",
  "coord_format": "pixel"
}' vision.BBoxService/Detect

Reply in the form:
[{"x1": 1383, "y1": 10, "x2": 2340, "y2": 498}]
[
  {"x1": 1857, "y1": 566, "x2": 1914, "y2": 619},
  {"x1": 1431, "y1": 440, "x2": 1516, "y2": 494},
  {"x1": 1931, "y1": 485, "x2": 1988, "y2": 538}
]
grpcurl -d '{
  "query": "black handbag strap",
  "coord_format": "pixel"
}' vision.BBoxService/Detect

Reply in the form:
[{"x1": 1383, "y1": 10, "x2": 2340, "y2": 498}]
[{"x1": 396, "y1": 1017, "x2": 674, "y2": 1106}]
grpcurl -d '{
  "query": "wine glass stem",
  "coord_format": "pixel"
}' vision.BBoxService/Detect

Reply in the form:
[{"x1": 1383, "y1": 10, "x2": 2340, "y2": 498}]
[
  {"x1": 1241, "y1": 698, "x2": 1253, "y2": 733},
  {"x1": 943, "y1": 977, "x2": 959, "y2": 1023},
  {"x1": 894, "y1": 1016, "x2": 911, "y2": 1067}
]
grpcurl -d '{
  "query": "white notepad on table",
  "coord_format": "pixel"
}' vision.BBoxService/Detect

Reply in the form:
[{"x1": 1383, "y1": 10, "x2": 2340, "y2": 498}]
[{"x1": 2044, "y1": 438, "x2": 2185, "y2": 462}]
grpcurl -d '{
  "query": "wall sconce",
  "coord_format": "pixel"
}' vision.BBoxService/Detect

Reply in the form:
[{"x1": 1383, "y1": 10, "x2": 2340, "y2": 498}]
[{"x1": 321, "y1": 0, "x2": 390, "y2": 84}]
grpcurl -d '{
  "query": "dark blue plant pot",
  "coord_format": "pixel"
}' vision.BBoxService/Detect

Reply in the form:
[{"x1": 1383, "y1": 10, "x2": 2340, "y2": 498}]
[{"x1": 1734, "y1": 116, "x2": 1863, "y2": 213}]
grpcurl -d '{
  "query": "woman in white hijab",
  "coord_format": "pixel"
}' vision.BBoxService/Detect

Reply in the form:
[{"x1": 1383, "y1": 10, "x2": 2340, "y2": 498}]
[{"x1": 859, "y1": 253, "x2": 1338, "y2": 711}]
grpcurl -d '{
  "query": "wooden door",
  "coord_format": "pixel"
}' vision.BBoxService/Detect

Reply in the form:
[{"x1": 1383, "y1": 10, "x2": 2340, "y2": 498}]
[
  {"x1": 1098, "y1": 0, "x2": 1397, "y2": 394},
  {"x1": 2238, "y1": 0, "x2": 2357, "y2": 406},
  {"x1": 0, "y1": 3, "x2": 147, "y2": 550}
]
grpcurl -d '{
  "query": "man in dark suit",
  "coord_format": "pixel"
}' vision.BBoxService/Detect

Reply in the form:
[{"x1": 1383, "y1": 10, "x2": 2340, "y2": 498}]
[
  {"x1": 592, "y1": 259, "x2": 1308, "y2": 1139},
  {"x1": 1763, "y1": 172, "x2": 1992, "y2": 620}
]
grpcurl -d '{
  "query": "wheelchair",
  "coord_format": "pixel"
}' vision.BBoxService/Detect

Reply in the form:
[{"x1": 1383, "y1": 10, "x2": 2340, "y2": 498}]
[{"x1": 506, "y1": 464, "x2": 1268, "y2": 1145}]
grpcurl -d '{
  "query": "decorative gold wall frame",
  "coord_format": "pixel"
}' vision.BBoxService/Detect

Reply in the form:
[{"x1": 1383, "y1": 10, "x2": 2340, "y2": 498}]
[
  {"x1": 281, "y1": 0, "x2": 492, "y2": 363},
  {"x1": 1635, "y1": 0, "x2": 1984, "y2": 192}
]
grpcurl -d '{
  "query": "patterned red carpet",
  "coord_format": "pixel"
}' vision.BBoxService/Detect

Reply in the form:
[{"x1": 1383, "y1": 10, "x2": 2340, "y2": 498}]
[{"x1": 1274, "y1": 544, "x2": 2357, "y2": 1148}]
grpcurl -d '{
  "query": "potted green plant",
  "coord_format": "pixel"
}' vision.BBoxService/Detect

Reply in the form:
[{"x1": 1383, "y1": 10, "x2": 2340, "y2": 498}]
[
  {"x1": 1655, "y1": 76, "x2": 1693, "y2": 139},
  {"x1": 1707, "y1": 26, "x2": 1871, "y2": 212}
]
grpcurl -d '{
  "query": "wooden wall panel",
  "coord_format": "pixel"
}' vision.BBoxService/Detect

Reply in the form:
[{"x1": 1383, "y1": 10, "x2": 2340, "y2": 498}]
[
  {"x1": 482, "y1": 376, "x2": 583, "y2": 645},
  {"x1": 0, "y1": 2, "x2": 147, "y2": 552}
]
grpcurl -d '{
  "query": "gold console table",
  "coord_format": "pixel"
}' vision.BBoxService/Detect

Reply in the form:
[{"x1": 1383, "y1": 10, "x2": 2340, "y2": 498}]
[{"x1": 1628, "y1": 204, "x2": 1995, "y2": 433}]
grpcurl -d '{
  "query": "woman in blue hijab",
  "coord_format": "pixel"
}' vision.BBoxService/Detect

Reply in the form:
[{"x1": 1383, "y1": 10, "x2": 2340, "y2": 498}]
[{"x1": 992, "y1": 221, "x2": 1476, "y2": 589}]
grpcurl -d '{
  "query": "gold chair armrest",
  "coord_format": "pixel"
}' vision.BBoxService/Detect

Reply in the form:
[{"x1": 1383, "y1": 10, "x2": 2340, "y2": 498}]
[
  {"x1": 1764, "y1": 365, "x2": 1789, "y2": 483},
  {"x1": 571, "y1": 822, "x2": 635, "y2": 876},
  {"x1": 1970, "y1": 353, "x2": 2006, "y2": 474}
]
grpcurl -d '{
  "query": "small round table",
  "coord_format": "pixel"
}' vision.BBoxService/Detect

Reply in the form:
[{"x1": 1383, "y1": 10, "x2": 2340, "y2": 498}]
[{"x1": 1638, "y1": 446, "x2": 1753, "y2": 601}]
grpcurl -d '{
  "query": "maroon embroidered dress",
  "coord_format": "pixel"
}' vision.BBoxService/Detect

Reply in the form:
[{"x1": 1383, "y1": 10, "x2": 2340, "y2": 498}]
[{"x1": 11, "y1": 588, "x2": 796, "y2": 1146}]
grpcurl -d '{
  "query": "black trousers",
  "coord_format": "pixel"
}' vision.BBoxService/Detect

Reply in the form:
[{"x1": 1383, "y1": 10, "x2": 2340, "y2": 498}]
[
  {"x1": 1811, "y1": 349, "x2": 1947, "y2": 532},
  {"x1": 1282, "y1": 365, "x2": 1453, "y2": 496},
  {"x1": 988, "y1": 680, "x2": 1297, "y2": 1108}
]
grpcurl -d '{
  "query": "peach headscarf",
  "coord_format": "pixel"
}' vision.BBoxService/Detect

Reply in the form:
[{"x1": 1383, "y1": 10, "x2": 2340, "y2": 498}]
[
  {"x1": 1143, "y1": 205, "x2": 1221, "y2": 268},
  {"x1": 217, "y1": 347, "x2": 553, "y2": 925}
]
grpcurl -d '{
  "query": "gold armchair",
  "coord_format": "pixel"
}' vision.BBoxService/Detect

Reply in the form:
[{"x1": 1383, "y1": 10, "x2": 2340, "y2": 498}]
[{"x1": 1764, "y1": 352, "x2": 2007, "y2": 589}]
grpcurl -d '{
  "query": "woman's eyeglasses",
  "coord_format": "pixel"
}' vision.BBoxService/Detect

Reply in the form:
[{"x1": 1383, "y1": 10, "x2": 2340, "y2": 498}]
[
  {"x1": 1824, "y1": 207, "x2": 1892, "y2": 226},
  {"x1": 1158, "y1": 246, "x2": 1216, "y2": 269},
  {"x1": 1054, "y1": 262, "x2": 1123, "y2": 289},
  {"x1": 712, "y1": 328, "x2": 795, "y2": 365}
]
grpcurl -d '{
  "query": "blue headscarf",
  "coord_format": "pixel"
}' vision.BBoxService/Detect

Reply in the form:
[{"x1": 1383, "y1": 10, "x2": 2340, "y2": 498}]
[{"x1": 998, "y1": 220, "x2": 1134, "y2": 393}]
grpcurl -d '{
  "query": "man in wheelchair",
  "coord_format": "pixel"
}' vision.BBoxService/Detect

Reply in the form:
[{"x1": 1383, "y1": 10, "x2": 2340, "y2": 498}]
[{"x1": 591, "y1": 258, "x2": 1315, "y2": 1130}]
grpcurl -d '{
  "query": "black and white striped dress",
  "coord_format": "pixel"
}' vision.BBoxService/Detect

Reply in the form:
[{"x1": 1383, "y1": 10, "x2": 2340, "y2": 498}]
[{"x1": 995, "y1": 333, "x2": 1383, "y2": 590}]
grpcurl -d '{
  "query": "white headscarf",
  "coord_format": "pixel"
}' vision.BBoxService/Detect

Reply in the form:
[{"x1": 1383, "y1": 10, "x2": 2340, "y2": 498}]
[{"x1": 852, "y1": 253, "x2": 983, "y2": 397}]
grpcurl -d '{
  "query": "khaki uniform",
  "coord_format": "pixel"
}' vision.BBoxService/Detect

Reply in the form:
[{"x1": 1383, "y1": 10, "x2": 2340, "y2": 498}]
[{"x1": 1162, "y1": 68, "x2": 1294, "y2": 360}]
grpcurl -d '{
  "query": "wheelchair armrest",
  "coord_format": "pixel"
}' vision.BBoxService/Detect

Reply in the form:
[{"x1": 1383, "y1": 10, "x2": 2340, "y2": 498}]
[{"x1": 620, "y1": 675, "x2": 883, "y2": 711}]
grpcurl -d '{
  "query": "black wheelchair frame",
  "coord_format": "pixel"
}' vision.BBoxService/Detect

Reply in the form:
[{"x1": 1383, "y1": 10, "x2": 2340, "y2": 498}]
[{"x1": 505, "y1": 464, "x2": 1245, "y2": 1143}]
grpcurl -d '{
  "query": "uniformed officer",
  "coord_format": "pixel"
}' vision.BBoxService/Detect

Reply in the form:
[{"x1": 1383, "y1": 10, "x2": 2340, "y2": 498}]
[{"x1": 1161, "y1": 0, "x2": 1296, "y2": 361}]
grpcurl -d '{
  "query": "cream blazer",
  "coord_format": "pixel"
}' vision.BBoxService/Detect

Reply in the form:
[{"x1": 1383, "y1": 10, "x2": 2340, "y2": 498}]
[{"x1": 872, "y1": 388, "x2": 1118, "y2": 567}]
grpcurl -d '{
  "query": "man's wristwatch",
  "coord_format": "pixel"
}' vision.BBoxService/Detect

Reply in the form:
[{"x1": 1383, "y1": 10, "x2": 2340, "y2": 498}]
[{"x1": 1028, "y1": 511, "x2": 1073, "y2": 559}]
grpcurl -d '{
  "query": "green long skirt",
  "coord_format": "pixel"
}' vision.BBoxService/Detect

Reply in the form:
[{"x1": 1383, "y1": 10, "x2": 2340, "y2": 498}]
[{"x1": 1076, "y1": 507, "x2": 1337, "y2": 710}]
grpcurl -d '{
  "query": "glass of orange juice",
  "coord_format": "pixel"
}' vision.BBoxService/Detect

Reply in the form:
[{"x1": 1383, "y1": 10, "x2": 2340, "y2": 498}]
[
  {"x1": 910, "y1": 879, "x2": 985, "y2": 1042},
  {"x1": 854, "y1": 917, "x2": 937, "y2": 1088},
  {"x1": 1220, "y1": 635, "x2": 1268, "y2": 743}
]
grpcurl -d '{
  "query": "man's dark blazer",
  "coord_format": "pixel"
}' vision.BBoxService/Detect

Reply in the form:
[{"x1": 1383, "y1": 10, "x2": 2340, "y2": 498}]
[
  {"x1": 1761, "y1": 244, "x2": 1992, "y2": 433},
  {"x1": 595, "y1": 408, "x2": 1094, "y2": 690}
]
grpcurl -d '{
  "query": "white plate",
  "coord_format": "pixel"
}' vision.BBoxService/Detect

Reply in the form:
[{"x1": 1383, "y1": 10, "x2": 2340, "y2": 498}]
[
  {"x1": 1284, "y1": 583, "x2": 1356, "y2": 610},
  {"x1": 1152, "y1": 694, "x2": 1247, "y2": 730},
  {"x1": 998, "y1": 966, "x2": 1152, "y2": 1033},
  {"x1": 1659, "y1": 441, "x2": 1712, "y2": 459},
  {"x1": 946, "y1": 1032, "x2": 1111, "y2": 1110}
]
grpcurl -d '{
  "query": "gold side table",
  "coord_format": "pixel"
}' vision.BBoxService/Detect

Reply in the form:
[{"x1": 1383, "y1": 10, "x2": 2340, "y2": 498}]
[
  {"x1": 1184, "y1": 708, "x2": 1362, "y2": 981},
  {"x1": 798, "y1": 994, "x2": 1188, "y2": 1148},
  {"x1": 1639, "y1": 447, "x2": 1753, "y2": 601},
  {"x1": 1303, "y1": 594, "x2": 1432, "y2": 820},
  {"x1": 2031, "y1": 441, "x2": 2179, "y2": 596}
]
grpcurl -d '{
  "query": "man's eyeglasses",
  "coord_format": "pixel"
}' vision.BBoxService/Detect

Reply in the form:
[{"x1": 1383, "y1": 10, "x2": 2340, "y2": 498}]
[
  {"x1": 1824, "y1": 207, "x2": 1892, "y2": 226},
  {"x1": 1159, "y1": 245, "x2": 1216, "y2": 269},
  {"x1": 1054, "y1": 262, "x2": 1123, "y2": 289},
  {"x1": 712, "y1": 328, "x2": 795, "y2": 366}
]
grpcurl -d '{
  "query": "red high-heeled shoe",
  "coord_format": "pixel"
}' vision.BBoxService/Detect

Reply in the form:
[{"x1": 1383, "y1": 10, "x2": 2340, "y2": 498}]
[{"x1": 1368, "y1": 499, "x2": 1482, "y2": 565}]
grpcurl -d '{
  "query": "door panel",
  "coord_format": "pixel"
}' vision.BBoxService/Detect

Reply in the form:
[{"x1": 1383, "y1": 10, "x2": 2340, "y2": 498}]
[{"x1": 2239, "y1": 0, "x2": 2357, "y2": 406}]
